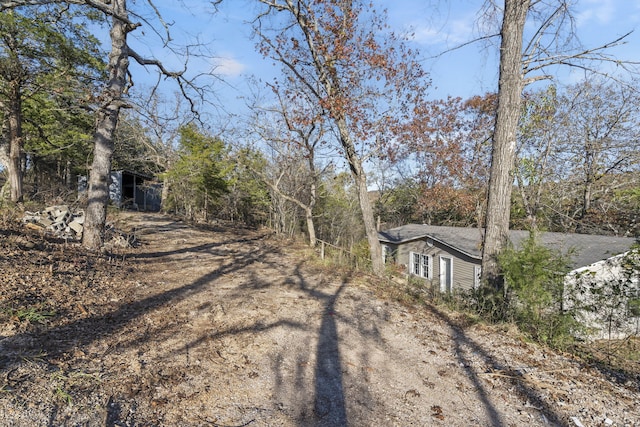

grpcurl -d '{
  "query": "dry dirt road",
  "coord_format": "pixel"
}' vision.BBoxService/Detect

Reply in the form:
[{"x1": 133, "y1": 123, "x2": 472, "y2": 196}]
[{"x1": 0, "y1": 212, "x2": 638, "y2": 426}]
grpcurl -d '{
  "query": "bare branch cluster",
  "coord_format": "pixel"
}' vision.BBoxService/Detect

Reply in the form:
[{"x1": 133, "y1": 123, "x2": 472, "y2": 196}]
[{"x1": 1, "y1": 0, "x2": 136, "y2": 25}]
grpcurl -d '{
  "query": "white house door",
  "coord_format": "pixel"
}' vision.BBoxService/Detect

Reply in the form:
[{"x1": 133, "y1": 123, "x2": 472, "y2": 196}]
[{"x1": 440, "y1": 256, "x2": 453, "y2": 293}]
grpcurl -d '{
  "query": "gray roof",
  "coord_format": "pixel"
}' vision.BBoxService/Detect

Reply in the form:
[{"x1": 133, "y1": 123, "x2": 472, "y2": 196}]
[{"x1": 378, "y1": 224, "x2": 638, "y2": 268}]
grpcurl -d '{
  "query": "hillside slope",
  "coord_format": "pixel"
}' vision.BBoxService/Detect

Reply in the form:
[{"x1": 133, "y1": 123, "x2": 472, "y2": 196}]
[{"x1": 0, "y1": 212, "x2": 638, "y2": 426}]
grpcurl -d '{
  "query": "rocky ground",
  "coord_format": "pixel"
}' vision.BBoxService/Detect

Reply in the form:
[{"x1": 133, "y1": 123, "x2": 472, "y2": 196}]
[{"x1": 0, "y1": 211, "x2": 638, "y2": 426}]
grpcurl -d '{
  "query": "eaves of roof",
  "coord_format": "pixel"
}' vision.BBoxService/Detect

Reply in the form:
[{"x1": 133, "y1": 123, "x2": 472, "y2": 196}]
[{"x1": 378, "y1": 224, "x2": 638, "y2": 269}]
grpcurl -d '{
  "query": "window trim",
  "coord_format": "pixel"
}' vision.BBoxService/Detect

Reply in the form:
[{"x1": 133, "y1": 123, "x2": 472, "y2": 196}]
[
  {"x1": 382, "y1": 244, "x2": 395, "y2": 264},
  {"x1": 409, "y1": 251, "x2": 432, "y2": 279}
]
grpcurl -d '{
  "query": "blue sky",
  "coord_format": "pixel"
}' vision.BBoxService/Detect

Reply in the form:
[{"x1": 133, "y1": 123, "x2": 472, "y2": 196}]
[{"x1": 125, "y1": 0, "x2": 640, "y2": 120}]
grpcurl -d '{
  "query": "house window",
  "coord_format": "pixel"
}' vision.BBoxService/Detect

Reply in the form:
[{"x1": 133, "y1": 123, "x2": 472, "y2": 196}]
[
  {"x1": 382, "y1": 244, "x2": 394, "y2": 264},
  {"x1": 410, "y1": 252, "x2": 432, "y2": 279}
]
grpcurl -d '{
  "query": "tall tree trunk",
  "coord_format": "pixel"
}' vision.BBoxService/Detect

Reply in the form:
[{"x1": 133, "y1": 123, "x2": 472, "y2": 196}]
[
  {"x1": 336, "y1": 118, "x2": 383, "y2": 275},
  {"x1": 82, "y1": 0, "x2": 130, "y2": 250},
  {"x1": 7, "y1": 80, "x2": 23, "y2": 202},
  {"x1": 304, "y1": 206, "x2": 317, "y2": 248},
  {"x1": 481, "y1": 0, "x2": 529, "y2": 287},
  {"x1": 305, "y1": 151, "x2": 318, "y2": 248}
]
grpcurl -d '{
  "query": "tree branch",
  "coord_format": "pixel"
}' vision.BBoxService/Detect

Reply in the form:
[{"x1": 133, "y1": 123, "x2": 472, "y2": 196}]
[
  {"x1": 427, "y1": 33, "x2": 500, "y2": 60},
  {"x1": 127, "y1": 48, "x2": 185, "y2": 78},
  {"x1": 1, "y1": 0, "x2": 138, "y2": 26}
]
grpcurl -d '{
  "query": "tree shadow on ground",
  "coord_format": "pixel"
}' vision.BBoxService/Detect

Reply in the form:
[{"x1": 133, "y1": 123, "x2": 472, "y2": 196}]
[
  {"x1": 0, "y1": 232, "x2": 271, "y2": 367},
  {"x1": 0, "y1": 221, "x2": 289, "y2": 426},
  {"x1": 312, "y1": 281, "x2": 348, "y2": 425},
  {"x1": 287, "y1": 264, "x2": 349, "y2": 426},
  {"x1": 1, "y1": 215, "x2": 574, "y2": 426},
  {"x1": 126, "y1": 234, "x2": 264, "y2": 260},
  {"x1": 226, "y1": 258, "x2": 350, "y2": 426},
  {"x1": 427, "y1": 304, "x2": 565, "y2": 426}
]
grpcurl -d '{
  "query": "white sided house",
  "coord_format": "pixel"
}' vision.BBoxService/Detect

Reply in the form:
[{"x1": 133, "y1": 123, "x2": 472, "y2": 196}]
[
  {"x1": 565, "y1": 250, "x2": 640, "y2": 339},
  {"x1": 378, "y1": 224, "x2": 639, "y2": 338}
]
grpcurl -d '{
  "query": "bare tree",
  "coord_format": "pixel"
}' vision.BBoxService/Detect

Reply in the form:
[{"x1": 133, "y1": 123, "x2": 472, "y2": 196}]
[
  {"x1": 245, "y1": 88, "x2": 327, "y2": 247},
  {"x1": 480, "y1": 0, "x2": 637, "y2": 286},
  {"x1": 513, "y1": 86, "x2": 560, "y2": 230},
  {"x1": 512, "y1": 79, "x2": 640, "y2": 235},
  {"x1": 122, "y1": 91, "x2": 193, "y2": 211},
  {"x1": 254, "y1": 0, "x2": 429, "y2": 275},
  {"x1": 481, "y1": 0, "x2": 529, "y2": 287},
  {"x1": 80, "y1": 0, "x2": 132, "y2": 249},
  {"x1": 556, "y1": 77, "x2": 640, "y2": 232}
]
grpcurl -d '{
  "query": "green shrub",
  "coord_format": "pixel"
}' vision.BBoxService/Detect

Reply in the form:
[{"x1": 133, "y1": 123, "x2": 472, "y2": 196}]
[
  {"x1": 468, "y1": 284, "x2": 509, "y2": 323},
  {"x1": 496, "y1": 232, "x2": 580, "y2": 348}
]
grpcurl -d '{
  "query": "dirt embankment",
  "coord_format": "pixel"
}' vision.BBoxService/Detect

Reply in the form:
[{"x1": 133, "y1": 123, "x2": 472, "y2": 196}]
[{"x1": 0, "y1": 212, "x2": 638, "y2": 426}]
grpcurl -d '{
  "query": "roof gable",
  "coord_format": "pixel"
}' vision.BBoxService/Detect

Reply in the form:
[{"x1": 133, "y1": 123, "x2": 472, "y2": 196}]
[{"x1": 379, "y1": 224, "x2": 484, "y2": 260}]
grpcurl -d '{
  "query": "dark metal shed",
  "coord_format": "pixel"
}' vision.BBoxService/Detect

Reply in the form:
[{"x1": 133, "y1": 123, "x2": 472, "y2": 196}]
[{"x1": 78, "y1": 170, "x2": 162, "y2": 211}]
